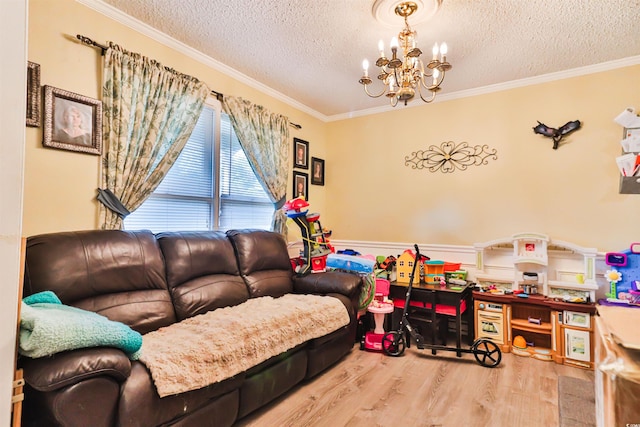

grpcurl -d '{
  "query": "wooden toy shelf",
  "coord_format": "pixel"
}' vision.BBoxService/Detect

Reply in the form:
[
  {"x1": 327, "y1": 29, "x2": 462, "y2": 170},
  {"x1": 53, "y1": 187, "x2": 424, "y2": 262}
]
[
  {"x1": 510, "y1": 318, "x2": 552, "y2": 333},
  {"x1": 473, "y1": 291, "x2": 597, "y2": 369}
]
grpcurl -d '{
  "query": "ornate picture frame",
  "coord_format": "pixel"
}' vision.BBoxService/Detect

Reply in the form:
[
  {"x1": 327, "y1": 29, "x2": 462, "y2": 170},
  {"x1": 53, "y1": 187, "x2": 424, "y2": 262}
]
[
  {"x1": 293, "y1": 137, "x2": 309, "y2": 169},
  {"x1": 311, "y1": 157, "x2": 325, "y2": 186},
  {"x1": 26, "y1": 61, "x2": 41, "y2": 127},
  {"x1": 43, "y1": 85, "x2": 102, "y2": 155},
  {"x1": 293, "y1": 171, "x2": 309, "y2": 200}
]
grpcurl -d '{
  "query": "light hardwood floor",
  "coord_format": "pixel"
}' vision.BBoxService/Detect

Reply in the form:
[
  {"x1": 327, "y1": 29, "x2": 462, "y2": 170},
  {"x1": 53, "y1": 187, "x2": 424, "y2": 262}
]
[{"x1": 236, "y1": 345, "x2": 594, "y2": 427}]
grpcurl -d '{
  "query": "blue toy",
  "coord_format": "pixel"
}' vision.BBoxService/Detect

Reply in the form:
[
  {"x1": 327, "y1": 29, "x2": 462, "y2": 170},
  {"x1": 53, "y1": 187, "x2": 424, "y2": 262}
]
[{"x1": 602, "y1": 243, "x2": 640, "y2": 307}]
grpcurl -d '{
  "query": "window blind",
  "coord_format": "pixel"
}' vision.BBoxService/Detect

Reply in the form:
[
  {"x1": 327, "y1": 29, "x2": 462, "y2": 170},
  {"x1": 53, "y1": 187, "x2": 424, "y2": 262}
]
[{"x1": 124, "y1": 101, "x2": 274, "y2": 233}]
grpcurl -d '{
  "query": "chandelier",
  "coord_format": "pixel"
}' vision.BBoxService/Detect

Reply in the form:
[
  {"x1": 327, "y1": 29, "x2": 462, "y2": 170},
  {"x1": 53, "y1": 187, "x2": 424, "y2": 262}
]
[{"x1": 358, "y1": 1, "x2": 452, "y2": 107}]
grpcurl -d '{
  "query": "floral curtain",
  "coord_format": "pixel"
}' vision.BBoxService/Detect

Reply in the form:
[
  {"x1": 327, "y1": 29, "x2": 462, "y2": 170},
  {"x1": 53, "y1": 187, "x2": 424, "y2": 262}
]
[
  {"x1": 99, "y1": 44, "x2": 209, "y2": 229},
  {"x1": 223, "y1": 96, "x2": 290, "y2": 235}
]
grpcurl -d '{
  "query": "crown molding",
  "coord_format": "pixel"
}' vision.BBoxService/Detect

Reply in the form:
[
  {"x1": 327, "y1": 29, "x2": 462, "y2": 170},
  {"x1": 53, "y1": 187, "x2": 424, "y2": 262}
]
[
  {"x1": 326, "y1": 55, "x2": 640, "y2": 122},
  {"x1": 75, "y1": 0, "x2": 329, "y2": 122},
  {"x1": 75, "y1": 1, "x2": 640, "y2": 124}
]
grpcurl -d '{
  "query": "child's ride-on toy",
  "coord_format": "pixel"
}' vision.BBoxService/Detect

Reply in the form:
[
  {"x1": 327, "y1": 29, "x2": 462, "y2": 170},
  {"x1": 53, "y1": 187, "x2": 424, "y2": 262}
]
[{"x1": 382, "y1": 244, "x2": 502, "y2": 367}]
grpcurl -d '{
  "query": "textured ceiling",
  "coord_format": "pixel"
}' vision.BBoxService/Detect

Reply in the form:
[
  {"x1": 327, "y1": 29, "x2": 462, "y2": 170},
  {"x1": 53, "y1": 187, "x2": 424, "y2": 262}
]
[{"x1": 96, "y1": 0, "x2": 640, "y2": 119}]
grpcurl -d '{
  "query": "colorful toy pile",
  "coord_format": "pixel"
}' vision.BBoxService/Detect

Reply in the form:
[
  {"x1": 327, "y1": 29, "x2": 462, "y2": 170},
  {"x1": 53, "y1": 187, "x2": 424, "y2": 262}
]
[
  {"x1": 283, "y1": 196, "x2": 334, "y2": 275},
  {"x1": 602, "y1": 243, "x2": 640, "y2": 307}
]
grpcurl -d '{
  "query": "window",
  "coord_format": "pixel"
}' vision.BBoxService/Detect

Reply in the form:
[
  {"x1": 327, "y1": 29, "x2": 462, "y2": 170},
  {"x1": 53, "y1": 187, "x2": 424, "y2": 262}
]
[{"x1": 124, "y1": 99, "x2": 274, "y2": 233}]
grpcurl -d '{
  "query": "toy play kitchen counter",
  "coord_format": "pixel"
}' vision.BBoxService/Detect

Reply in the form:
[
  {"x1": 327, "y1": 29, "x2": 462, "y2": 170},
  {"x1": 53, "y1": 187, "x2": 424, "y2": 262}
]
[{"x1": 473, "y1": 291, "x2": 597, "y2": 369}]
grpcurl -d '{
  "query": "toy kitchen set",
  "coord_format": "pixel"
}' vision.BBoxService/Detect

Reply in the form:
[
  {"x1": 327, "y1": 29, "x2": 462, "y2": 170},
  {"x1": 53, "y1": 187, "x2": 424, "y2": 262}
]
[{"x1": 471, "y1": 233, "x2": 600, "y2": 369}]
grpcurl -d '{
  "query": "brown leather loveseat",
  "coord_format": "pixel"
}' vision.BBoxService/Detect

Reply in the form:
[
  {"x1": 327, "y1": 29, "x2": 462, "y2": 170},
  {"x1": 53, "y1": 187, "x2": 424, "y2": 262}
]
[{"x1": 20, "y1": 228, "x2": 362, "y2": 426}]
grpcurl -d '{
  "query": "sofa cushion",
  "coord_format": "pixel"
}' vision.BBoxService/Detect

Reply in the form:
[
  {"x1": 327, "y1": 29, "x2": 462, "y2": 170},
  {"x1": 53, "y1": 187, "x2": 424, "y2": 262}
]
[
  {"x1": 24, "y1": 230, "x2": 176, "y2": 334},
  {"x1": 226, "y1": 229, "x2": 293, "y2": 297},
  {"x1": 74, "y1": 290, "x2": 174, "y2": 335},
  {"x1": 138, "y1": 294, "x2": 350, "y2": 397},
  {"x1": 157, "y1": 231, "x2": 249, "y2": 320}
]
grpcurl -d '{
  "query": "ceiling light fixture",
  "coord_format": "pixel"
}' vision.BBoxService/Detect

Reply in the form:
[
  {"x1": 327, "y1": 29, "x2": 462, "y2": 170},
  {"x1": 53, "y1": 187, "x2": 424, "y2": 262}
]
[{"x1": 359, "y1": 1, "x2": 451, "y2": 107}]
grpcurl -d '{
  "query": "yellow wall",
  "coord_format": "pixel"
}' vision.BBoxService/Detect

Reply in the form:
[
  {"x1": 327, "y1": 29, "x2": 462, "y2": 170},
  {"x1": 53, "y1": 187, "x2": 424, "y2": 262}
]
[
  {"x1": 25, "y1": 0, "x2": 327, "y2": 237},
  {"x1": 326, "y1": 66, "x2": 640, "y2": 252},
  {"x1": 26, "y1": 0, "x2": 640, "y2": 253}
]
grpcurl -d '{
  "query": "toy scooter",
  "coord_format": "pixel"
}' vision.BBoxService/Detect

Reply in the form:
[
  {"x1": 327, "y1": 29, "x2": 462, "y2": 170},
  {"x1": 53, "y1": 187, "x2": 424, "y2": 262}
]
[{"x1": 382, "y1": 244, "x2": 502, "y2": 367}]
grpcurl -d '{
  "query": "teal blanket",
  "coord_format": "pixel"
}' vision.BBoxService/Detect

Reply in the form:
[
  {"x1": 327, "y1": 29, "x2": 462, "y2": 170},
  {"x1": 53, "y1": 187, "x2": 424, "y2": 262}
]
[{"x1": 19, "y1": 291, "x2": 142, "y2": 360}]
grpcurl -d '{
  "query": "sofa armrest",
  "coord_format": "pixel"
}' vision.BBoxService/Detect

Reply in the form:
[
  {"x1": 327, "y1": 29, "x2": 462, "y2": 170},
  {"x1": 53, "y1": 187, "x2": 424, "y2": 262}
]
[
  {"x1": 293, "y1": 272, "x2": 362, "y2": 300},
  {"x1": 21, "y1": 347, "x2": 132, "y2": 392}
]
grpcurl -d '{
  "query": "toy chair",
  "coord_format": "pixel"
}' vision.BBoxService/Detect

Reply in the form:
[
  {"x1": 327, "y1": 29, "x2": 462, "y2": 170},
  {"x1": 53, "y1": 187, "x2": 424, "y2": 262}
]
[{"x1": 391, "y1": 291, "x2": 449, "y2": 348}]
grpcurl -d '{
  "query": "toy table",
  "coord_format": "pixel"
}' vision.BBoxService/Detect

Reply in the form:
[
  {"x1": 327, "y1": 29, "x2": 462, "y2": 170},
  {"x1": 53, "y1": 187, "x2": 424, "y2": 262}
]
[
  {"x1": 367, "y1": 303, "x2": 394, "y2": 334},
  {"x1": 390, "y1": 281, "x2": 474, "y2": 355}
]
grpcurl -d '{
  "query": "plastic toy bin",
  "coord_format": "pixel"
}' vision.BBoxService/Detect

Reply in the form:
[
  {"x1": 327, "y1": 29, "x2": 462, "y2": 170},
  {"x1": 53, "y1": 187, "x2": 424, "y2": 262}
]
[{"x1": 443, "y1": 262, "x2": 462, "y2": 272}]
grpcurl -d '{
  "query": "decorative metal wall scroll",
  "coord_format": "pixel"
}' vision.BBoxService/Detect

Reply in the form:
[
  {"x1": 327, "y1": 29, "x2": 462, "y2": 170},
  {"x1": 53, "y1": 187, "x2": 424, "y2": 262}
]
[{"x1": 404, "y1": 141, "x2": 498, "y2": 173}]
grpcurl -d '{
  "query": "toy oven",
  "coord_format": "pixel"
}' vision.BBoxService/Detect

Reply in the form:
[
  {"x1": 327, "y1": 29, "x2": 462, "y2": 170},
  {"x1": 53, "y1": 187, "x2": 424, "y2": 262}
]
[
  {"x1": 564, "y1": 328, "x2": 590, "y2": 362},
  {"x1": 476, "y1": 304, "x2": 505, "y2": 345},
  {"x1": 562, "y1": 310, "x2": 591, "y2": 328}
]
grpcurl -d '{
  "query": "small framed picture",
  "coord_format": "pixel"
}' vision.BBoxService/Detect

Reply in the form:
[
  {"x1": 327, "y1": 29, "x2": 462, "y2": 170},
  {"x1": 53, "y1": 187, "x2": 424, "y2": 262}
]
[
  {"x1": 293, "y1": 137, "x2": 309, "y2": 169},
  {"x1": 43, "y1": 85, "x2": 102, "y2": 155},
  {"x1": 311, "y1": 157, "x2": 325, "y2": 186},
  {"x1": 26, "y1": 61, "x2": 41, "y2": 127},
  {"x1": 293, "y1": 171, "x2": 309, "y2": 200}
]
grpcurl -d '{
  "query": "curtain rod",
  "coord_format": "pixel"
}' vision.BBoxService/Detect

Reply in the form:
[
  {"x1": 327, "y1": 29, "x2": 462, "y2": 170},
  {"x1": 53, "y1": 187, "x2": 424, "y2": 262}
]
[
  {"x1": 76, "y1": 34, "x2": 108, "y2": 54},
  {"x1": 209, "y1": 89, "x2": 302, "y2": 130},
  {"x1": 76, "y1": 34, "x2": 302, "y2": 130}
]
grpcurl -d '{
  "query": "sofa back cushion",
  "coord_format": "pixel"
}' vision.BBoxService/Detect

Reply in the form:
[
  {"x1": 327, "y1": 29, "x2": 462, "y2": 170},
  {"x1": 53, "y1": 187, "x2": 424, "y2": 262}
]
[
  {"x1": 156, "y1": 231, "x2": 249, "y2": 320},
  {"x1": 24, "y1": 230, "x2": 176, "y2": 334},
  {"x1": 226, "y1": 229, "x2": 293, "y2": 298}
]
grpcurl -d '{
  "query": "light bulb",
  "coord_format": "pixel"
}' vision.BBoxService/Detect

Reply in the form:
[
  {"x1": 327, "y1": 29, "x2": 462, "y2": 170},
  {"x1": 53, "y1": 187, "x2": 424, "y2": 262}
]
[
  {"x1": 432, "y1": 43, "x2": 439, "y2": 60},
  {"x1": 362, "y1": 59, "x2": 369, "y2": 77},
  {"x1": 391, "y1": 37, "x2": 399, "y2": 49},
  {"x1": 440, "y1": 43, "x2": 448, "y2": 62},
  {"x1": 378, "y1": 40, "x2": 384, "y2": 57},
  {"x1": 432, "y1": 68, "x2": 440, "y2": 85}
]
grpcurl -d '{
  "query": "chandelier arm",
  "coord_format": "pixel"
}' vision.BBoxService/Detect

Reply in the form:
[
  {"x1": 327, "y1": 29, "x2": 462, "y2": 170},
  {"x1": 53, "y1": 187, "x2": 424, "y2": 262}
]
[
  {"x1": 418, "y1": 87, "x2": 437, "y2": 103},
  {"x1": 419, "y1": 76, "x2": 431, "y2": 90},
  {"x1": 363, "y1": 84, "x2": 387, "y2": 98},
  {"x1": 419, "y1": 68, "x2": 446, "y2": 91},
  {"x1": 437, "y1": 71, "x2": 447, "y2": 87},
  {"x1": 393, "y1": 67, "x2": 401, "y2": 90}
]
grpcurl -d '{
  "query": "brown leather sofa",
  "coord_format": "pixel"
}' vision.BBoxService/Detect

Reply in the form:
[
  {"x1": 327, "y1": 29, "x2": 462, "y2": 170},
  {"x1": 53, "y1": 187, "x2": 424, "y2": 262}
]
[{"x1": 20, "y1": 229, "x2": 362, "y2": 427}]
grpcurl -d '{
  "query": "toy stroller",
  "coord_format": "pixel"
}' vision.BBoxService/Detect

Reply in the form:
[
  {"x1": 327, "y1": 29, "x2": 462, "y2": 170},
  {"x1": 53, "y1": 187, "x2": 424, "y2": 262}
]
[{"x1": 381, "y1": 244, "x2": 502, "y2": 367}]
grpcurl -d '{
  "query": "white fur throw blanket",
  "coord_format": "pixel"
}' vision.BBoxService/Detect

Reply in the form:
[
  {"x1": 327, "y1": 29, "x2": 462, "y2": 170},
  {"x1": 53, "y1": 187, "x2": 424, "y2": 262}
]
[{"x1": 138, "y1": 294, "x2": 350, "y2": 397}]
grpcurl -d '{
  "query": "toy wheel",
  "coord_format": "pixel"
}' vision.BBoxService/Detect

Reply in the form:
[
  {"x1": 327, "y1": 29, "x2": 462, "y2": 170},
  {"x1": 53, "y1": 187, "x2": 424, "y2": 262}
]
[
  {"x1": 472, "y1": 338, "x2": 502, "y2": 367},
  {"x1": 382, "y1": 331, "x2": 406, "y2": 357}
]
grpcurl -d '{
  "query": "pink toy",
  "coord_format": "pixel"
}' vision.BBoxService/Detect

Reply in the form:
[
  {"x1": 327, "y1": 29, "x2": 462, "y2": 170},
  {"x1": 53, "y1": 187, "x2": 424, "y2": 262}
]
[{"x1": 361, "y1": 278, "x2": 395, "y2": 351}]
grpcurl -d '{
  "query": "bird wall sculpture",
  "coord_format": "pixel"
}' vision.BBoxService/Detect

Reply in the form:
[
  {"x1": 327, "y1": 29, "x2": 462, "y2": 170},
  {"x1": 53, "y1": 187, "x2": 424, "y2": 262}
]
[{"x1": 532, "y1": 120, "x2": 581, "y2": 149}]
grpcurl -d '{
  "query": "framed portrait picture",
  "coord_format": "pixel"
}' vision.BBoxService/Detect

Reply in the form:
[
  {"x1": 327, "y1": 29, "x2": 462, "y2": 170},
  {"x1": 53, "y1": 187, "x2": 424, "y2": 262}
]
[
  {"x1": 311, "y1": 157, "x2": 325, "y2": 186},
  {"x1": 26, "y1": 61, "x2": 41, "y2": 127},
  {"x1": 293, "y1": 171, "x2": 309, "y2": 201},
  {"x1": 293, "y1": 137, "x2": 309, "y2": 169},
  {"x1": 43, "y1": 85, "x2": 102, "y2": 155}
]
